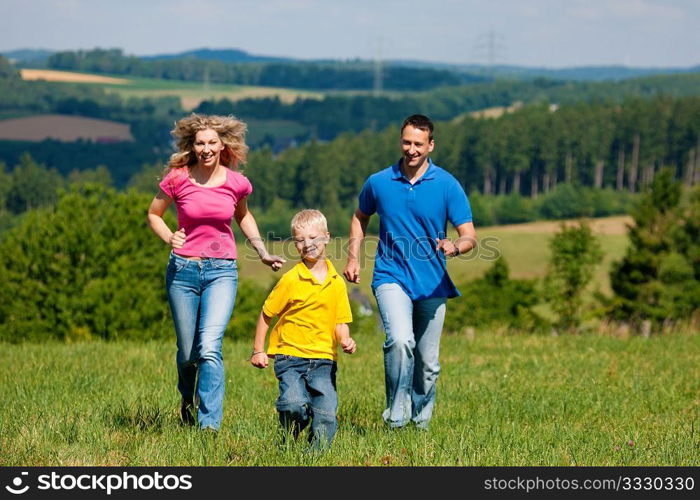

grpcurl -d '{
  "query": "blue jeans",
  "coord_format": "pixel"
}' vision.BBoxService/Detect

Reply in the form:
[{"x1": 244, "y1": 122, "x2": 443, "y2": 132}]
[
  {"x1": 165, "y1": 251, "x2": 238, "y2": 430},
  {"x1": 374, "y1": 283, "x2": 446, "y2": 429},
  {"x1": 273, "y1": 354, "x2": 338, "y2": 449}
]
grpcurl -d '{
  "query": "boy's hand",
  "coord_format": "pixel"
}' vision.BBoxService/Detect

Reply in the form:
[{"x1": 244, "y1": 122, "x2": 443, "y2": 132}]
[
  {"x1": 341, "y1": 337, "x2": 356, "y2": 354},
  {"x1": 250, "y1": 352, "x2": 269, "y2": 368}
]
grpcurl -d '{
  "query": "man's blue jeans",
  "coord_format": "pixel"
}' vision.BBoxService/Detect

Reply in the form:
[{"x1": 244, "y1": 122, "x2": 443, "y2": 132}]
[
  {"x1": 165, "y1": 252, "x2": 238, "y2": 430},
  {"x1": 273, "y1": 354, "x2": 338, "y2": 449},
  {"x1": 374, "y1": 283, "x2": 446, "y2": 429}
]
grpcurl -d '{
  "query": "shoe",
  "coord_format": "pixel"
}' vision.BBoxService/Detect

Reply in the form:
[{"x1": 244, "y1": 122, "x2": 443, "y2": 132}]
[{"x1": 180, "y1": 398, "x2": 195, "y2": 426}]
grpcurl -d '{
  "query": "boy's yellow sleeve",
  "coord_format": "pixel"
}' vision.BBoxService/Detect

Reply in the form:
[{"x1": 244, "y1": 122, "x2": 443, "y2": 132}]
[
  {"x1": 262, "y1": 275, "x2": 290, "y2": 318},
  {"x1": 335, "y1": 280, "x2": 353, "y2": 324}
]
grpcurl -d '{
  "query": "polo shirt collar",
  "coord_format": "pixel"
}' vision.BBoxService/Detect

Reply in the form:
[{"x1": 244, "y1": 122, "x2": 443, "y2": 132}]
[
  {"x1": 392, "y1": 158, "x2": 437, "y2": 182},
  {"x1": 295, "y1": 259, "x2": 339, "y2": 285}
]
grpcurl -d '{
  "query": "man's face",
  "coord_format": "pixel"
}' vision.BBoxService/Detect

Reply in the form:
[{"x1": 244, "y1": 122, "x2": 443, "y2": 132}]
[{"x1": 400, "y1": 125, "x2": 434, "y2": 170}]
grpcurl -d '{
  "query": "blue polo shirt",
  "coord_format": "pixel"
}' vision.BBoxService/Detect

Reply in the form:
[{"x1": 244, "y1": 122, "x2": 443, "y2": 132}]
[{"x1": 358, "y1": 158, "x2": 472, "y2": 300}]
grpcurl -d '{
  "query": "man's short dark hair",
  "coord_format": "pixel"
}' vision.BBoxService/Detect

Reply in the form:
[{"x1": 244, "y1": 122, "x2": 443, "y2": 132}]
[{"x1": 401, "y1": 114, "x2": 434, "y2": 141}]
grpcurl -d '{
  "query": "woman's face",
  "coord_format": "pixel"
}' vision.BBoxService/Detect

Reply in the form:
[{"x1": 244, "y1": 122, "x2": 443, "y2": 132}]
[{"x1": 193, "y1": 128, "x2": 224, "y2": 168}]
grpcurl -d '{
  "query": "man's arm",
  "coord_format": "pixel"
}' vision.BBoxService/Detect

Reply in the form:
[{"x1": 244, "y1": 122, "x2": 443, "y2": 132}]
[
  {"x1": 343, "y1": 208, "x2": 371, "y2": 283},
  {"x1": 436, "y1": 221, "x2": 477, "y2": 257}
]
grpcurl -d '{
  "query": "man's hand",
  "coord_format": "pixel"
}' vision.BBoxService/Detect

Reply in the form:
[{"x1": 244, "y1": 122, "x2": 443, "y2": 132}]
[
  {"x1": 343, "y1": 258, "x2": 361, "y2": 283},
  {"x1": 341, "y1": 337, "x2": 357, "y2": 354},
  {"x1": 436, "y1": 238, "x2": 459, "y2": 257}
]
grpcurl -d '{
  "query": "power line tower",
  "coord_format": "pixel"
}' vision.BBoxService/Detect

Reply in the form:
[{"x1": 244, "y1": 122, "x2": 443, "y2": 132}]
[
  {"x1": 373, "y1": 36, "x2": 383, "y2": 96},
  {"x1": 203, "y1": 64, "x2": 211, "y2": 95},
  {"x1": 474, "y1": 30, "x2": 506, "y2": 78}
]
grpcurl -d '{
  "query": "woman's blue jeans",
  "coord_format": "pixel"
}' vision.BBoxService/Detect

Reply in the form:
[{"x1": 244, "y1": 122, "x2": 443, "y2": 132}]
[
  {"x1": 165, "y1": 252, "x2": 238, "y2": 430},
  {"x1": 374, "y1": 283, "x2": 446, "y2": 429}
]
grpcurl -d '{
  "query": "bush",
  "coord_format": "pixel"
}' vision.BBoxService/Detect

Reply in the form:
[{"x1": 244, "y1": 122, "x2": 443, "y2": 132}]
[
  {"x1": 0, "y1": 185, "x2": 173, "y2": 341},
  {"x1": 544, "y1": 220, "x2": 602, "y2": 332},
  {"x1": 444, "y1": 257, "x2": 547, "y2": 333},
  {"x1": 538, "y1": 184, "x2": 594, "y2": 219},
  {"x1": 492, "y1": 194, "x2": 536, "y2": 224},
  {"x1": 0, "y1": 185, "x2": 270, "y2": 342}
]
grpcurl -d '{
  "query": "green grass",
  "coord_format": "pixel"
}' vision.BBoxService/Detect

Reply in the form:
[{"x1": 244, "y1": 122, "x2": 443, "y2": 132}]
[{"x1": 1, "y1": 330, "x2": 697, "y2": 466}]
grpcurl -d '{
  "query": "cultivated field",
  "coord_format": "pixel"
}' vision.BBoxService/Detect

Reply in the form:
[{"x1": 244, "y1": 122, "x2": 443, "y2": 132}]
[
  {"x1": 19, "y1": 68, "x2": 324, "y2": 110},
  {"x1": 0, "y1": 114, "x2": 133, "y2": 142},
  {"x1": 20, "y1": 68, "x2": 130, "y2": 85}
]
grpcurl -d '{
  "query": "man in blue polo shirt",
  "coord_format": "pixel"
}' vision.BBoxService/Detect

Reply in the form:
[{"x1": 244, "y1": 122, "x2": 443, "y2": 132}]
[{"x1": 344, "y1": 114, "x2": 477, "y2": 429}]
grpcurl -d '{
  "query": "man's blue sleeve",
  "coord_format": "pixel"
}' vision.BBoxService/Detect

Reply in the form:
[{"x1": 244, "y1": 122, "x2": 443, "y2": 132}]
[
  {"x1": 358, "y1": 178, "x2": 376, "y2": 216},
  {"x1": 446, "y1": 178, "x2": 472, "y2": 227}
]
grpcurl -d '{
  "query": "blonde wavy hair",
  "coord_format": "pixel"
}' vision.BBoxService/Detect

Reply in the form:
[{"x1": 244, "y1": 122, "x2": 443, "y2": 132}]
[{"x1": 167, "y1": 113, "x2": 248, "y2": 170}]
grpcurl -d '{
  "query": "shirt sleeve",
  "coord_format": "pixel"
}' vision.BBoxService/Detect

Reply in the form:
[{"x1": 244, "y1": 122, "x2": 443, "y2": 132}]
[
  {"x1": 446, "y1": 177, "x2": 472, "y2": 227},
  {"x1": 357, "y1": 177, "x2": 376, "y2": 216},
  {"x1": 238, "y1": 174, "x2": 253, "y2": 199},
  {"x1": 262, "y1": 275, "x2": 290, "y2": 318},
  {"x1": 158, "y1": 171, "x2": 176, "y2": 199},
  {"x1": 334, "y1": 280, "x2": 353, "y2": 324}
]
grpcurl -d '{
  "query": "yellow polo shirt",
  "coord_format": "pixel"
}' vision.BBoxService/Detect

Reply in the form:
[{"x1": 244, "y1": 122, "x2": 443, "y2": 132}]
[{"x1": 263, "y1": 259, "x2": 353, "y2": 361}]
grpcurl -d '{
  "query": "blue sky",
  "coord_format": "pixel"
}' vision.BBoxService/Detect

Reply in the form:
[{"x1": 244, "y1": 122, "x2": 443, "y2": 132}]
[{"x1": 1, "y1": 0, "x2": 698, "y2": 68}]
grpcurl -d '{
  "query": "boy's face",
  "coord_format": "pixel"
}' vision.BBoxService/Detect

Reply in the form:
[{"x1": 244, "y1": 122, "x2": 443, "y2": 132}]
[{"x1": 293, "y1": 225, "x2": 330, "y2": 263}]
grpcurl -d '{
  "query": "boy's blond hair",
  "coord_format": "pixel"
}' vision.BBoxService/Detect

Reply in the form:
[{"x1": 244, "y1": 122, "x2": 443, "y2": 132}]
[{"x1": 291, "y1": 209, "x2": 329, "y2": 235}]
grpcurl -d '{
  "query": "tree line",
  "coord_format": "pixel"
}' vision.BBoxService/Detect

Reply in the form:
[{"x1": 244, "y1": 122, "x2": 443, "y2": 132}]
[
  {"x1": 238, "y1": 96, "x2": 699, "y2": 227},
  {"x1": 45, "y1": 48, "x2": 481, "y2": 91}
]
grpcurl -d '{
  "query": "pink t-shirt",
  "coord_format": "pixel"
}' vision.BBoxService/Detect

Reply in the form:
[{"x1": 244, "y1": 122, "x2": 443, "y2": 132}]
[{"x1": 159, "y1": 167, "x2": 253, "y2": 259}]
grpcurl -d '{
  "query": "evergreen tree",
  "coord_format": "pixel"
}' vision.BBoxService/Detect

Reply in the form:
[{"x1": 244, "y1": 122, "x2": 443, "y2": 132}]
[
  {"x1": 609, "y1": 168, "x2": 700, "y2": 328},
  {"x1": 545, "y1": 220, "x2": 603, "y2": 332}
]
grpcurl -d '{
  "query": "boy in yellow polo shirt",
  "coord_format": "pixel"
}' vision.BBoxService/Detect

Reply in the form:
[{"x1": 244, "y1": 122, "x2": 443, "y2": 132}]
[{"x1": 251, "y1": 209, "x2": 356, "y2": 449}]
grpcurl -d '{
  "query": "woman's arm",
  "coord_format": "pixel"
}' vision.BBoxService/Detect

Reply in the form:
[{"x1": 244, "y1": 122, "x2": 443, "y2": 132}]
[
  {"x1": 147, "y1": 190, "x2": 185, "y2": 248},
  {"x1": 234, "y1": 197, "x2": 285, "y2": 270}
]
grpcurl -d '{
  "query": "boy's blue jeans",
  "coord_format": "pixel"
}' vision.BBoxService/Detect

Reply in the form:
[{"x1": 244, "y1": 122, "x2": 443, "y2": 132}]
[
  {"x1": 273, "y1": 354, "x2": 338, "y2": 448},
  {"x1": 374, "y1": 283, "x2": 447, "y2": 429},
  {"x1": 165, "y1": 251, "x2": 238, "y2": 431}
]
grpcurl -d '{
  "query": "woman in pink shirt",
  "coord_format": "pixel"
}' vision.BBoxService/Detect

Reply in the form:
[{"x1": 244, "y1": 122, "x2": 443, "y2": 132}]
[{"x1": 147, "y1": 114, "x2": 285, "y2": 431}]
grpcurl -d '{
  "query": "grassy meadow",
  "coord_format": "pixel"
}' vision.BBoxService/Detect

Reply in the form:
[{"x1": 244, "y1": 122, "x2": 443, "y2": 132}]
[
  {"x1": 0, "y1": 330, "x2": 697, "y2": 466},
  {"x1": 1, "y1": 214, "x2": 698, "y2": 466}
]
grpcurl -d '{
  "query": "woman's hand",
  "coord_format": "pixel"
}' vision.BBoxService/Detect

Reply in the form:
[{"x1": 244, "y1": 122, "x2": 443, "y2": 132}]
[
  {"x1": 261, "y1": 253, "x2": 286, "y2": 271},
  {"x1": 169, "y1": 228, "x2": 186, "y2": 249}
]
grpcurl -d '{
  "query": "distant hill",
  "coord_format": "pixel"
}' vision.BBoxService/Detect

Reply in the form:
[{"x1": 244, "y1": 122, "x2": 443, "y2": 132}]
[
  {"x1": 141, "y1": 48, "x2": 294, "y2": 63},
  {"x1": 391, "y1": 59, "x2": 700, "y2": 81},
  {"x1": 2, "y1": 49, "x2": 54, "y2": 65},
  {"x1": 4, "y1": 46, "x2": 699, "y2": 82}
]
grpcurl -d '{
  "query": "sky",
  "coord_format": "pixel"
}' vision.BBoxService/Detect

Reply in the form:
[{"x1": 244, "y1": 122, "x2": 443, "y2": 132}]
[{"x1": 1, "y1": 0, "x2": 698, "y2": 68}]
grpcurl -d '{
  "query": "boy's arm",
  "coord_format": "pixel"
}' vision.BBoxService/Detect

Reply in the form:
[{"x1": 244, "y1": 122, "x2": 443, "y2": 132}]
[
  {"x1": 335, "y1": 323, "x2": 356, "y2": 354},
  {"x1": 251, "y1": 311, "x2": 273, "y2": 368}
]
